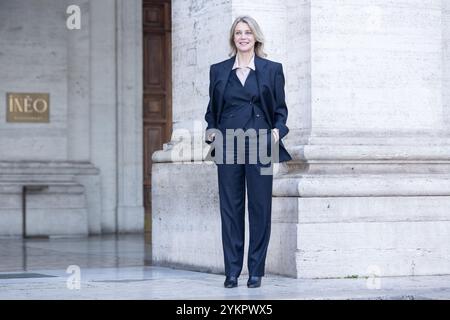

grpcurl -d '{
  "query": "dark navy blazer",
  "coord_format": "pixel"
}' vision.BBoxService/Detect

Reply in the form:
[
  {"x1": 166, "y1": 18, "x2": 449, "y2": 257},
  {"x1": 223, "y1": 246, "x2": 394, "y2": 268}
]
[{"x1": 204, "y1": 54, "x2": 292, "y2": 163}]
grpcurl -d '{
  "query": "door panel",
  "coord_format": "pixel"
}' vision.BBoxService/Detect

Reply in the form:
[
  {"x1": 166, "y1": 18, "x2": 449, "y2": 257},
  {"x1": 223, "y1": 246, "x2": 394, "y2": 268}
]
[{"x1": 143, "y1": 0, "x2": 172, "y2": 235}]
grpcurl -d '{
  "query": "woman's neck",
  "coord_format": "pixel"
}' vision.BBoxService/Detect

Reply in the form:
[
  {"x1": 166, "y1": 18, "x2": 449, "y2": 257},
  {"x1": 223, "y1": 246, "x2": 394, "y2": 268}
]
[{"x1": 236, "y1": 50, "x2": 255, "y2": 67}]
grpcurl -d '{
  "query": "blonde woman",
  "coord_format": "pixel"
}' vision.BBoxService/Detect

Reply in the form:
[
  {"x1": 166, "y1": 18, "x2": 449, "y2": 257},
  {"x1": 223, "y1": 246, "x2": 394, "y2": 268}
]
[{"x1": 204, "y1": 15, "x2": 291, "y2": 288}]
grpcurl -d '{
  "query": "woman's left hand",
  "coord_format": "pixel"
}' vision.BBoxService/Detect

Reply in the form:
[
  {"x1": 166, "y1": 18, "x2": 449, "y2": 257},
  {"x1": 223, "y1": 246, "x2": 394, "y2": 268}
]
[{"x1": 272, "y1": 128, "x2": 280, "y2": 144}]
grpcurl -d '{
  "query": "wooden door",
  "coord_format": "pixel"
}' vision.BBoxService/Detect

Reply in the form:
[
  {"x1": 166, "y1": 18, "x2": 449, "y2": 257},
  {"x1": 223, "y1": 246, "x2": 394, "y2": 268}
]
[{"x1": 143, "y1": 0, "x2": 172, "y2": 235}]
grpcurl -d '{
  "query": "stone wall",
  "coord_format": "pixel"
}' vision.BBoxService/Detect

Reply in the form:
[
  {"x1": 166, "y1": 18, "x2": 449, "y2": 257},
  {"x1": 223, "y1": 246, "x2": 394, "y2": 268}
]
[{"x1": 0, "y1": 0, "x2": 144, "y2": 236}]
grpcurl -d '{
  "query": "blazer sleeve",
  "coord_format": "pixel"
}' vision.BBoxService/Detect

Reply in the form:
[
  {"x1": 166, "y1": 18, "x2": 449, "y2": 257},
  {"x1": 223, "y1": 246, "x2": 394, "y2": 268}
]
[
  {"x1": 204, "y1": 64, "x2": 216, "y2": 132},
  {"x1": 273, "y1": 63, "x2": 289, "y2": 139}
]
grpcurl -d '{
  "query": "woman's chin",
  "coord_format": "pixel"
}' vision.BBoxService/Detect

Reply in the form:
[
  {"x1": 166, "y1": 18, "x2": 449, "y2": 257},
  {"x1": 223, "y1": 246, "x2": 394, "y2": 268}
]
[{"x1": 237, "y1": 47, "x2": 254, "y2": 53}]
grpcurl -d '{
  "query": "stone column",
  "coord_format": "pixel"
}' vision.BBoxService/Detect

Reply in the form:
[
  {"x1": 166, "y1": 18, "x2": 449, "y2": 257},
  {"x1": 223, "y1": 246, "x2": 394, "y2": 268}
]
[
  {"x1": 67, "y1": 0, "x2": 91, "y2": 162},
  {"x1": 275, "y1": 0, "x2": 450, "y2": 278},
  {"x1": 89, "y1": 0, "x2": 118, "y2": 233},
  {"x1": 116, "y1": 0, "x2": 145, "y2": 232}
]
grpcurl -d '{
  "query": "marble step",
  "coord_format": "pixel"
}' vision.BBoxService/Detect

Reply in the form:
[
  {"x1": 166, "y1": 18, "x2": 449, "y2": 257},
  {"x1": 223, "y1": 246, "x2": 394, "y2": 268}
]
[{"x1": 0, "y1": 181, "x2": 89, "y2": 237}]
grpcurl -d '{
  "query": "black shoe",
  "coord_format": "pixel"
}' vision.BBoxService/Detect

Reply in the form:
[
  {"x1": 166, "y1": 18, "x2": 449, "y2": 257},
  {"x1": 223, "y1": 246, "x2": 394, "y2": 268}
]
[
  {"x1": 224, "y1": 276, "x2": 238, "y2": 288},
  {"x1": 247, "y1": 276, "x2": 262, "y2": 288}
]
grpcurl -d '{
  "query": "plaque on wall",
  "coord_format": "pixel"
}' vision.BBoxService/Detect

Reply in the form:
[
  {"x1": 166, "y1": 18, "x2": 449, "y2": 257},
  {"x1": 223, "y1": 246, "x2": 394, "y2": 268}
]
[{"x1": 6, "y1": 93, "x2": 50, "y2": 123}]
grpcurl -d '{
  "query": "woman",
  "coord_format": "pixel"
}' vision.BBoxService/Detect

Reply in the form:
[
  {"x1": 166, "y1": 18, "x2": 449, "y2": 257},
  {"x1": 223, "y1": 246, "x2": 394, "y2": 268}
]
[{"x1": 204, "y1": 15, "x2": 292, "y2": 288}]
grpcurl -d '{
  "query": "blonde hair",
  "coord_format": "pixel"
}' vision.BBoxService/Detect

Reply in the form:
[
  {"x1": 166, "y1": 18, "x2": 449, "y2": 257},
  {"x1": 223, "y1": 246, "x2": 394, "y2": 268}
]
[{"x1": 228, "y1": 15, "x2": 268, "y2": 58}]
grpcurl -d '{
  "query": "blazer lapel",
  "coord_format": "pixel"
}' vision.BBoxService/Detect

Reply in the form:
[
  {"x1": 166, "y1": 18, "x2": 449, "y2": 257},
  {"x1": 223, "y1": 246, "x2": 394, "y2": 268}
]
[
  {"x1": 254, "y1": 55, "x2": 272, "y2": 127},
  {"x1": 214, "y1": 57, "x2": 235, "y2": 122}
]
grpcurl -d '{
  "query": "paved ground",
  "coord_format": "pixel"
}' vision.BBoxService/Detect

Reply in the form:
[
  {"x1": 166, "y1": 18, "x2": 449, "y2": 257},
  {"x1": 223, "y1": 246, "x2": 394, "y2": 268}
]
[{"x1": 0, "y1": 234, "x2": 449, "y2": 300}]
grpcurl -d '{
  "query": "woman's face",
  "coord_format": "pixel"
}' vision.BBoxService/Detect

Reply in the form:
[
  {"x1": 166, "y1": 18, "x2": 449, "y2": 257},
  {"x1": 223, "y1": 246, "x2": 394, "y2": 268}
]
[{"x1": 233, "y1": 22, "x2": 256, "y2": 54}]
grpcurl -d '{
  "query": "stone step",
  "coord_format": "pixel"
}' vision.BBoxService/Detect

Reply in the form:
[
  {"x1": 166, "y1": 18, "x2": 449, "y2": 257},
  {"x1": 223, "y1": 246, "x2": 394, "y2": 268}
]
[
  {"x1": 0, "y1": 175, "x2": 74, "y2": 182},
  {"x1": 0, "y1": 182, "x2": 84, "y2": 194},
  {"x1": 0, "y1": 191, "x2": 87, "y2": 209},
  {"x1": 0, "y1": 161, "x2": 99, "y2": 175},
  {"x1": 0, "y1": 181, "x2": 88, "y2": 237}
]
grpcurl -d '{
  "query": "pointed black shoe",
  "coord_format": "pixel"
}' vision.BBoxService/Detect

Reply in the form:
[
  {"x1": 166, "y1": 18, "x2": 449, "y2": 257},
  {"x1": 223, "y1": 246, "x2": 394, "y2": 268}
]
[
  {"x1": 224, "y1": 276, "x2": 238, "y2": 288},
  {"x1": 247, "y1": 276, "x2": 262, "y2": 288}
]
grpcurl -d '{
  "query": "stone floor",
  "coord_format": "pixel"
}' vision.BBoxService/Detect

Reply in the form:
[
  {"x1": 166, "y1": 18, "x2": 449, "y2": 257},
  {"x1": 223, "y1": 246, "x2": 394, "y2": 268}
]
[{"x1": 0, "y1": 234, "x2": 449, "y2": 300}]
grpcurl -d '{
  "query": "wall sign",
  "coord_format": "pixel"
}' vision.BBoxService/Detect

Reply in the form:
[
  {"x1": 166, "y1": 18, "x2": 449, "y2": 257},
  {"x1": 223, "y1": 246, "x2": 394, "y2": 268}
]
[{"x1": 7, "y1": 93, "x2": 50, "y2": 123}]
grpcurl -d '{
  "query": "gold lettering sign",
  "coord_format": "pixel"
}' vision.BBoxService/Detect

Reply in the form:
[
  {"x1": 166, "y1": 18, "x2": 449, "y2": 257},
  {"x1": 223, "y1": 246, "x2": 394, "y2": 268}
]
[{"x1": 7, "y1": 93, "x2": 50, "y2": 123}]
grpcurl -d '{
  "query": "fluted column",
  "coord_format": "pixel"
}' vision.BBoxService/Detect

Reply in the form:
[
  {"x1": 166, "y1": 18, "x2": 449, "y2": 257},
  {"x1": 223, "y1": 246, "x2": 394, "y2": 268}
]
[
  {"x1": 116, "y1": 0, "x2": 145, "y2": 232},
  {"x1": 275, "y1": 0, "x2": 450, "y2": 278}
]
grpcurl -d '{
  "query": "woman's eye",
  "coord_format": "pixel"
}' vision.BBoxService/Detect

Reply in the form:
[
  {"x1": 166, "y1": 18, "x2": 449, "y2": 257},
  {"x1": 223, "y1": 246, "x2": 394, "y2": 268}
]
[{"x1": 235, "y1": 31, "x2": 252, "y2": 36}]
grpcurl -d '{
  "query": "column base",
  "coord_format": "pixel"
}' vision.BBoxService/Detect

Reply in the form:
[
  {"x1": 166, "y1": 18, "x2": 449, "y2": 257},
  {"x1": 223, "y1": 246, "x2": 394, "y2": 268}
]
[{"x1": 151, "y1": 143, "x2": 450, "y2": 278}]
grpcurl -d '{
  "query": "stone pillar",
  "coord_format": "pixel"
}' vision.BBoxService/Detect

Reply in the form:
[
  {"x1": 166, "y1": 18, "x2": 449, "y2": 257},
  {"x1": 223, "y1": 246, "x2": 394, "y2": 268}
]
[
  {"x1": 443, "y1": 0, "x2": 450, "y2": 127},
  {"x1": 89, "y1": 0, "x2": 118, "y2": 233},
  {"x1": 89, "y1": 0, "x2": 144, "y2": 234},
  {"x1": 116, "y1": 0, "x2": 145, "y2": 232},
  {"x1": 275, "y1": 0, "x2": 450, "y2": 278},
  {"x1": 67, "y1": 0, "x2": 91, "y2": 162}
]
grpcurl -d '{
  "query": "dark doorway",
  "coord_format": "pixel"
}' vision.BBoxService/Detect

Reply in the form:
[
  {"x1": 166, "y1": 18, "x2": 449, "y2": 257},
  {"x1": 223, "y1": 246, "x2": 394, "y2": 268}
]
[{"x1": 143, "y1": 0, "x2": 172, "y2": 237}]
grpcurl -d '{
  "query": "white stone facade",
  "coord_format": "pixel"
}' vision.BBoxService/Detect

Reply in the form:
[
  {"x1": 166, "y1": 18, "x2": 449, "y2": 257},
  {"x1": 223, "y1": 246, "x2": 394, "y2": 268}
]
[
  {"x1": 0, "y1": 0, "x2": 144, "y2": 236},
  {"x1": 152, "y1": 0, "x2": 450, "y2": 278},
  {"x1": 1, "y1": 0, "x2": 449, "y2": 278}
]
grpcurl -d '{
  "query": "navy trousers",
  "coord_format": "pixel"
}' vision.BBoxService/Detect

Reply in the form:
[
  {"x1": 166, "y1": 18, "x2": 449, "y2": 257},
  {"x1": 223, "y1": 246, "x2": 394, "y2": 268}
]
[
  {"x1": 215, "y1": 69, "x2": 274, "y2": 277},
  {"x1": 217, "y1": 135, "x2": 273, "y2": 277}
]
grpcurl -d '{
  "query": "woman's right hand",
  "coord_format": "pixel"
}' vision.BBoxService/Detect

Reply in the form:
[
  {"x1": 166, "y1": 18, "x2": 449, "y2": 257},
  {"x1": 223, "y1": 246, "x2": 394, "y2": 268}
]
[{"x1": 207, "y1": 132, "x2": 216, "y2": 142}]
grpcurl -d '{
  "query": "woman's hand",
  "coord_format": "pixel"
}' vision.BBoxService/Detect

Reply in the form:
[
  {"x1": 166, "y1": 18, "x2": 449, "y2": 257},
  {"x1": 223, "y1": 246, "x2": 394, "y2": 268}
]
[
  {"x1": 272, "y1": 128, "x2": 280, "y2": 143},
  {"x1": 207, "y1": 132, "x2": 216, "y2": 142}
]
